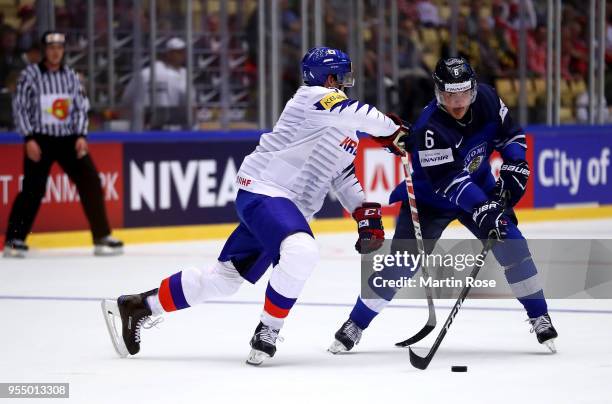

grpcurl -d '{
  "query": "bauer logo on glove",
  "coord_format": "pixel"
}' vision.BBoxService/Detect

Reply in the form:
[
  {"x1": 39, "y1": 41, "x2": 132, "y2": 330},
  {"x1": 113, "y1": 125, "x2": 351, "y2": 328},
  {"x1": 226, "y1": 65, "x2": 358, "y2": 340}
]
[{"x1": 494, "y1": 159, "x2": 530, "y2": 207}]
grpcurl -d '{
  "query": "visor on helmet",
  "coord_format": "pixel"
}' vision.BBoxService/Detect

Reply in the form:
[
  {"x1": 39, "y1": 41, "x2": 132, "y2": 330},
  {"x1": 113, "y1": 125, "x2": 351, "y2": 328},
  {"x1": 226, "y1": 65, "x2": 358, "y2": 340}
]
[
  {"x1": 435, "y1": 80, "x2": 478, "y2": 108},
  {"x1": 337, "y1": 67, "x2": 355, "y2": 88}
]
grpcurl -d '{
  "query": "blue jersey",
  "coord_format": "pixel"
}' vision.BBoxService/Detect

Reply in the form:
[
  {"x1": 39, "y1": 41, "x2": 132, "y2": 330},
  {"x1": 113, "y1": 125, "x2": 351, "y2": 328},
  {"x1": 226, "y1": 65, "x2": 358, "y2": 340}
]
[{"x1": 389, "y1": 83, "x2": 526, "y2": 212}]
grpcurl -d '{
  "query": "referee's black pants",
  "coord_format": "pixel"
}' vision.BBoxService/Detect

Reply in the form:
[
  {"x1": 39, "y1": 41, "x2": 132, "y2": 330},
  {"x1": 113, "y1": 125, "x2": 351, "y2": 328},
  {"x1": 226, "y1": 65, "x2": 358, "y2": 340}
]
[{"x1": 5, "y1": 135, "x2": 111, "y2": 242}]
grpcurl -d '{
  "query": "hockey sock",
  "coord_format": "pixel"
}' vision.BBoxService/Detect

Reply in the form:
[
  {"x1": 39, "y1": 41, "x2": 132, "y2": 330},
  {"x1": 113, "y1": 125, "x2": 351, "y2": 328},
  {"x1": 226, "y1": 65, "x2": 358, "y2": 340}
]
[
  {"x1": 146, "y1": 294, "x2": 164, "y2": 316},
  {"x1": 349, "y1": 256, "x2": 415, "y2": 329},
  {"x1": 158, "y1": 271, "x2": 191, "y2": 312},
  {"x1": 504, "y1": 256, "x2": 548, "y2": 318},
  {"x1": 262, "y1": 283, "x2": 297, "y2": 330},
  {"x1": 154, "y1": 261, "x2": 243, "y2": 313},
  {"x1": 260, "y1": 233, "x2": 318, "y2": 330},
  {"x1": 349, "y1": 296, "x2": 390, "y2": 329},
  {"x1": 517, "y1": 290, "x2": 548, "y2": 319}
]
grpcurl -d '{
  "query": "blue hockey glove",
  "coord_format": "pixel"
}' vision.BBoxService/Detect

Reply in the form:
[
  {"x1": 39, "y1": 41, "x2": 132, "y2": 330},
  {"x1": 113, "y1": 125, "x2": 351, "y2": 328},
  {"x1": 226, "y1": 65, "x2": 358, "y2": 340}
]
[
  {"x1": 472, "y1": 200, "x2": 509, "y2": 240},
  {"x1": 494, "y1": 159, "x2": 530, "y2": 207}
]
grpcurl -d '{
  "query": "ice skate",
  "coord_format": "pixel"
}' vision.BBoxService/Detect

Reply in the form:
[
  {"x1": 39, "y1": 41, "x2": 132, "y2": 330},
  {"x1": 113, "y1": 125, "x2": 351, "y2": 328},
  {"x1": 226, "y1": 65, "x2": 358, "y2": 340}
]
[
  {"x1": 3, "y1": 239, "x2": 28, "y2": 258},
  {"x1": 528, "y1": 313, "x2": 558, "y2": 353},
  {"x1": 246, "y1": 322, "x2": 282, "y2": 366},
  {"x1": 94, "y1": 236, "x2": 124, "y2": 256},
  {"x1": 328, "y1": 319, "x2": 362, "y2": 354},
  {"x1": 101, "y1": 289, "x2": 161, "y2": 357}
]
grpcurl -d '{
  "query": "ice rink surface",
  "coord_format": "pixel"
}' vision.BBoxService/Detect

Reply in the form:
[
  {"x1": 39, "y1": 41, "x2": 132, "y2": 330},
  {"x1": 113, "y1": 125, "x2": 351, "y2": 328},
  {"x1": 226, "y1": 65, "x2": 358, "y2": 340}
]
[{"x1": 1, "y1": 218, "x2": 612, "y2": 404}]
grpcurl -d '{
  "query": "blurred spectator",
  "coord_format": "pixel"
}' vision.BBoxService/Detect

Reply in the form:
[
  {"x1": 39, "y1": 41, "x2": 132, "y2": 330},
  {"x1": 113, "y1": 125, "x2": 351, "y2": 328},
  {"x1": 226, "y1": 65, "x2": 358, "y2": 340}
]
[
  {"x1": 281, "y1": 0, "x2": 302, "y2": 102},
  {"x1": 491, "y1": 2, "x2": 518, "y2": 73},
  {"x1": 397, "y1": 0, "x2": 418, "y2": 20},
  {"x1": 63, "y1": 0, "x2": 87, "y2": 31},
  {"x1": 527, "y1": 25, "x2": 547, "y2": 77},
  {"x1": 397, "y1": 19, "x2": 432, "y2": 121},
  {"x1": 0, "y1": 28, "x2": 40, "y2": 130},
  {"x1": 507, "y1": 0, "x2": 537, "y2": 31},
  {"x1": 454, "y1": 15, "x2": 480, "y2": 68},
  {"x1": 16, "y1": 5, "x2": 37, "y2": 53},
  {"x1": 474, "y1": 16, "x2": 504, "y2": 84},
  {"x1": 5, "y1": 44, "x2": 41, "y2": 90},
  {"x1": 417, "y1": 0, "x2": 441, "y2": 28},
  {"x1": 466, "y1": 0, "x2": 493, "y2": 38},
  {"x1": 607, "y1": 8, "x2": 612, "y2": 56},
  {"x1": 0, "y1": 27, "x2": 19, "y2": 88},
  {"x1": 398, "y1": 19, "x2": 426, "y2": 72},
  {"x1": 0, "y1": 12, "x2": 8, "y2": 32},
  {"x1": 491, "y1": 0, "x2": 510, "y2": 25},
  {"x1": 506, "y1": 22, "x2": 548, "y2": 77},
  {"x1": 561, "y1": 21, "x2": 588, "y2": 79},
  {"x1": 121, "y1": 37, "x2": 188, "y2": 128},
  {"x1": 55, "y1": 8, "x2": 73, "y2": 34},
  {"x1": 576, "y1": 92, "x2": 610, "y2": 123}
]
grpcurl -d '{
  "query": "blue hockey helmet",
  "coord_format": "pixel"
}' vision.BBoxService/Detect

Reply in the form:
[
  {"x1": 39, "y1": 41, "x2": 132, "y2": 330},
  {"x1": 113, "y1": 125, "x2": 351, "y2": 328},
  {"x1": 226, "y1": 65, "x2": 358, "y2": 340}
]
[{"x1": 301, "y1": 47, "x2": 354, "y2": 87}]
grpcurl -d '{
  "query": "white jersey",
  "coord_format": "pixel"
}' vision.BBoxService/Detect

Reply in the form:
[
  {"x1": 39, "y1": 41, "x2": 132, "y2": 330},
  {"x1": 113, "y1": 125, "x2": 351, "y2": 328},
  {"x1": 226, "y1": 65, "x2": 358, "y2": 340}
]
[
  {"x1": 236, "y1": 85, "x2": 398, "y2": 220},
  {"x1": 121, "y1": 61, "x2": 187, "y2": 107}
]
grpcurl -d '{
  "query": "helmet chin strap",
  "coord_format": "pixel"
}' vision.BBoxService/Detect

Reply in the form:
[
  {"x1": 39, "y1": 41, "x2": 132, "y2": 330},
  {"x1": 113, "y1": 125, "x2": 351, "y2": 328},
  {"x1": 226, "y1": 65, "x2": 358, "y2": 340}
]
[{"x1": 455, "y1": 108, "x2": 473, "y2": 126}]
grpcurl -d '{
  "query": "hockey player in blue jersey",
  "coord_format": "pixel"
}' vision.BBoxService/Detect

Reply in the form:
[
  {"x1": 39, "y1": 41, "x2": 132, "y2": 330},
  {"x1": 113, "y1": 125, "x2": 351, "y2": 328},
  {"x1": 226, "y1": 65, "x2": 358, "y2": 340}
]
[{"x1": 329, "y1": 57, "x2": 558, "y2": 354}]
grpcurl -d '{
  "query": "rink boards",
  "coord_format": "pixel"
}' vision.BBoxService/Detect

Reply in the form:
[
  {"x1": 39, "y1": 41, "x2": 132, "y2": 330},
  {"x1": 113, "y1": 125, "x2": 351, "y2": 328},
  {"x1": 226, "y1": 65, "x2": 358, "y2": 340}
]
[{"x1": 0, "y1": 125, "x2": 611, "y2": 245}]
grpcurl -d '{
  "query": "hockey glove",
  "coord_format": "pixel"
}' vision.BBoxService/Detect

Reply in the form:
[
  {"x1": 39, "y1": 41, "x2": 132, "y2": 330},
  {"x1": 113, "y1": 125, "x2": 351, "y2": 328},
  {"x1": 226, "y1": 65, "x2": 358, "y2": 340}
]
[
  {"x1": 472, "y1": 200, "x2": 509, "y2": 240},
  {"x1": 371, "y1": 113, "x2": 412, "y2": 156},
  {"x1": 494, "y1": 159, "x2": 530, "y2": 207},
  {"x1": 353, "y1": 202, "x2": 385, "y2": 254}
]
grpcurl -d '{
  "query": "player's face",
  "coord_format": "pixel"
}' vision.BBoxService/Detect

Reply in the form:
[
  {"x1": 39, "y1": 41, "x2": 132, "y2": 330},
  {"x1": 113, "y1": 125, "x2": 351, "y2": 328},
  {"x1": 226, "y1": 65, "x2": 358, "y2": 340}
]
[
  {"x1": 45, "y1": 43, "x2": 65, "y2": 66},
  {"x1": 440, "y1": 89, "x2": 472, "y2": 119}
]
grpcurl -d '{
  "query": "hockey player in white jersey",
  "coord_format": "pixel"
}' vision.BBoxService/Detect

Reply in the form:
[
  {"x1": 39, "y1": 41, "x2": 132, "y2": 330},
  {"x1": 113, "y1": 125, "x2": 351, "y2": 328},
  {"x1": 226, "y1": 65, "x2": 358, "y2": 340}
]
[{"x1": 101, "y1": 47, "x2": 409, "y2": 365}]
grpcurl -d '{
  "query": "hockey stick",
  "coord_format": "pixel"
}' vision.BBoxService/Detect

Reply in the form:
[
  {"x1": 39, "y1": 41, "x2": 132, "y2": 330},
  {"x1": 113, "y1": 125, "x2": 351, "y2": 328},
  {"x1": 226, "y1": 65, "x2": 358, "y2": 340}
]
[
  {"x1": 408, "y1": 238, "x2": 495, "y2": 370},
  {"x1": 394, "y1": 152, "x2": 437, "y2": 347}
]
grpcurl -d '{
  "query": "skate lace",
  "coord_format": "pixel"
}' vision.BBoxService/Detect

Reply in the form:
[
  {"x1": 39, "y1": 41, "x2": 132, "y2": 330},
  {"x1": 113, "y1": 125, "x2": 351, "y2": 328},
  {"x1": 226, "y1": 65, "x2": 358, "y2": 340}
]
[
  {"x1": 342, "y1": 320, "x2": 362, "y2": 343},
  {"x1": 528, "y1": 315, "x2": 551, "y2": 334},
  {"x1": 257, "y1": 325, "x2": 283, "y2": 345},
  {"x1": 134, "y1": 316, "x2": 163, "y2": 343}
]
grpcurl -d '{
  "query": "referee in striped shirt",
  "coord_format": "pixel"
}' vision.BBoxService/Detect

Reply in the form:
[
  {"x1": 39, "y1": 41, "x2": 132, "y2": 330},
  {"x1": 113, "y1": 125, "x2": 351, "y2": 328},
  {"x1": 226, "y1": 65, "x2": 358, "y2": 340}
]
[{"x1": 3, "y1": 31, "x2": 123, "y2": 258}]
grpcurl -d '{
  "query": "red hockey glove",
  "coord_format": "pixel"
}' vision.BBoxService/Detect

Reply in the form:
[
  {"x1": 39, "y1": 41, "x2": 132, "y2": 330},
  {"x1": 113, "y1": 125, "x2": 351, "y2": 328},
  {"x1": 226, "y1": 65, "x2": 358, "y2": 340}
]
[
  {"x1": 352, "y1": 202, "x2": 385, "y2": 254},
  {"x1": 370, "y1": 113, "x2": 412, "y2": 156}
]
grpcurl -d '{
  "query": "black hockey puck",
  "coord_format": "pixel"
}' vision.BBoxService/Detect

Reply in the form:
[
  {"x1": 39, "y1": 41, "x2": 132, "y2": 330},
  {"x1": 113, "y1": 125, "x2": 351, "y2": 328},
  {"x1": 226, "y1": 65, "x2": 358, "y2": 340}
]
[{"x1": 451, "y1": 366, "x2": 468, "y2": 372}]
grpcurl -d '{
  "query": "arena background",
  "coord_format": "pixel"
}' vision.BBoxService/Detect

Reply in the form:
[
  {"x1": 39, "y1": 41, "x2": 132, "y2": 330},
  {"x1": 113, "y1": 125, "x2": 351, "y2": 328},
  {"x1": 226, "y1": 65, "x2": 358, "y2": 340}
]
[
  {"x1": 1, "y1": 2, "x2": 612, "y2": 403},
  {"x1": 0, "y1": 0, "x2": 611, "y2": 248}
]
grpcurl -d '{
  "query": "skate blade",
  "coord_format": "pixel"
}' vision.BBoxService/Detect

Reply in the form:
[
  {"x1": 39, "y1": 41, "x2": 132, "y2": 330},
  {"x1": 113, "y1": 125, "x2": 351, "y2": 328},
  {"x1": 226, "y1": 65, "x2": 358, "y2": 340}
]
[
  {"x1": 246, "y1": 349, "x2": 271, "y2": 366},
  {"x1": 3, "y1": 249, "x2": 26, "y2": 258},
  {"x1": 94, "y1": 246, "x2": 124, "y2": 257},
  {"x1": 327, "y1": 340, "x2": 348, "y2": 355},
  {"x1": 543, "y1": 338, "x2": 557, "y2": 353},
  {"x1": 101, "y1": 299, "x2": 129, "y2": 358}
]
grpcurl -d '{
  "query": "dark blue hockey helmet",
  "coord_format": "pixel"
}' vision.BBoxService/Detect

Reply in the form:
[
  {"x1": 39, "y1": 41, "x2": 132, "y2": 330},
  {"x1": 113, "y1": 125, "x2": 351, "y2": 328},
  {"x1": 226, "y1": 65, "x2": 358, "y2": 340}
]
[
  {"x1": 433, "y1": 56, "x2": 478, "y2": 106},
  {"x1": 301, "y1": 47, "x2": 354, "y2": 87}
]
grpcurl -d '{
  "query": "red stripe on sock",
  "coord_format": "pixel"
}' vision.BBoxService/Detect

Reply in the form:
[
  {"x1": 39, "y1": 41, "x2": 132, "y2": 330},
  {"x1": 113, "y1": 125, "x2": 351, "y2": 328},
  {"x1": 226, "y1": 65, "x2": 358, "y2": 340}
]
[
  {"x1": 264, "y1": 297, "x2": 290, "y2": 318},
  {"x1": 158, "y1": 278, "x2": 177, "y2": 312}
]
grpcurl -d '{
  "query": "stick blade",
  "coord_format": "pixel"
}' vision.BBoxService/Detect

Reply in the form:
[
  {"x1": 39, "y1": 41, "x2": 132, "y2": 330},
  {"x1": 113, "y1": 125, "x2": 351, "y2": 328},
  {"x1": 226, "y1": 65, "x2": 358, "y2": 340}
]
[
  {"x1": 408, "y1": 347, "x2": 431, "y2": 370},
  {"x1": 395, "y1": 324, "x2": 436, "y2": 347}
]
